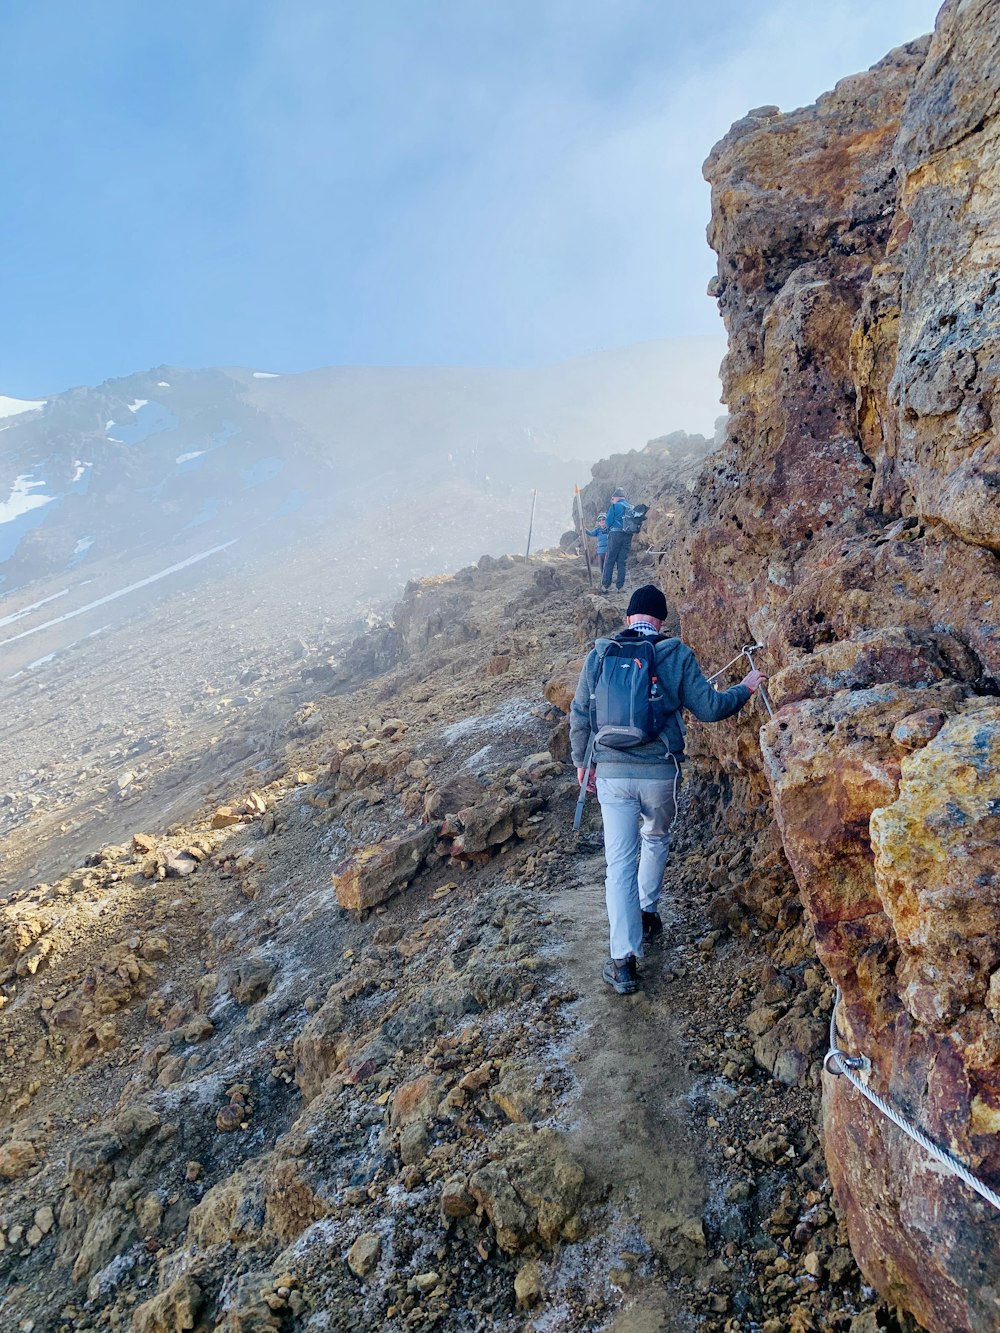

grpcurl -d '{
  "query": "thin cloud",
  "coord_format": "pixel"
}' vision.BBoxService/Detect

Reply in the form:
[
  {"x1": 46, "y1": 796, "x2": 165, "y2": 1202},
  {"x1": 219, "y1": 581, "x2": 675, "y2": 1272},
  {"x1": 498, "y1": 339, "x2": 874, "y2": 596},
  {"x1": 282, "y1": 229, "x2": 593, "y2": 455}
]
[{"x1": 0, "y1": 0, "x2": 942, "y2": 391}]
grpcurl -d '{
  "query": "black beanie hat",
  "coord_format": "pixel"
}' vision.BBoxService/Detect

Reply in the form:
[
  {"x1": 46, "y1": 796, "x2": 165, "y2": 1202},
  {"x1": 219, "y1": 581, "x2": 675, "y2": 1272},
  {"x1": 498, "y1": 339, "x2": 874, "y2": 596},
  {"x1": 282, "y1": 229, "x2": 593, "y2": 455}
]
[{"x1": 627, "y1": 584, "x2": 668, "y2": 620}]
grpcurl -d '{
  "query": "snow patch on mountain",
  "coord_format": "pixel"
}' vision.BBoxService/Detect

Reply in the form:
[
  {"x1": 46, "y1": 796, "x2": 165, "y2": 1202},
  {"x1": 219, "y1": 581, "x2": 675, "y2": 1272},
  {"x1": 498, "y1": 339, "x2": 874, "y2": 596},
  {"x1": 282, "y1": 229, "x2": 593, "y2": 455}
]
[
  {"x1": 0, "y1": 476, "x2": 59, "y2": 561},
  {"x1": 0, "y1": 395, "x2": 46, "y2": 419},
  {"x1": 66, "y1": 536, "x2": 95, "y2": 570},
  {"x1": 0, "y1": 476, "x2": 55, "y2": 524},
  {"x1": 8, "y1": 623, "x2": 111, "y2": 679}
]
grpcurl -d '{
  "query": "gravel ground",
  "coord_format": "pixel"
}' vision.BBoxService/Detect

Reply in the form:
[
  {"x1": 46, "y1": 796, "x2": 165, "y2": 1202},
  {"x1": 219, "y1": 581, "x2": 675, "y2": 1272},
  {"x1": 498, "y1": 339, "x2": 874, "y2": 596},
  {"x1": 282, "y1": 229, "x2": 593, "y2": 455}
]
[{"x1": 0, "y1": 553, "x2": 918, "y2": 1332}]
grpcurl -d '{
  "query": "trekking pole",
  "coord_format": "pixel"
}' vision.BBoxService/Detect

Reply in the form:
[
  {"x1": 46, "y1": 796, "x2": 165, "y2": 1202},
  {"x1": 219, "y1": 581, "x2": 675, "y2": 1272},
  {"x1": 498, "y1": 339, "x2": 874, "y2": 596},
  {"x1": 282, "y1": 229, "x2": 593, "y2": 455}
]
[
  {"x1": 574, "y1": 485, "x2": 593, "y2": 587},
  {"x1": 525, "y1": 489, "x2": 537, "y2": 562},
  {"x1": 742, "y1": 643, "x2": 775, "y2": 718},
  {"x1": 573, "y1": 733, "x2": 597, "y2": 833}
]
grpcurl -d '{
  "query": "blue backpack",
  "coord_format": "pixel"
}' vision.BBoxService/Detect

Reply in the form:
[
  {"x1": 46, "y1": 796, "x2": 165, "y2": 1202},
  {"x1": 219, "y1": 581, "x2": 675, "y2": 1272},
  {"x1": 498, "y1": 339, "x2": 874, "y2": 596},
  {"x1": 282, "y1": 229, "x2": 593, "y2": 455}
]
[
  {"x1": 573, "y1": 632, "x2": 669, "y2": 829},
  {"x1": 590, "y1": 633, "x2": 669, "y2": 747}
]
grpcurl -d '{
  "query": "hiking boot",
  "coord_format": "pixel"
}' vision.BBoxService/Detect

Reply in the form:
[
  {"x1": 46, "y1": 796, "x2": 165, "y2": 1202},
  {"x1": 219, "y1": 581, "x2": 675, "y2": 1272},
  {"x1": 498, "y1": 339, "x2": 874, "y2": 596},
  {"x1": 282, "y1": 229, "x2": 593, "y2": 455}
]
[
  {"x1": 641, "y1": 910, "x2": 663, "y2": 943},
  {"x1": 602, "y1": 956, "x2": 639, "y2": 995}
]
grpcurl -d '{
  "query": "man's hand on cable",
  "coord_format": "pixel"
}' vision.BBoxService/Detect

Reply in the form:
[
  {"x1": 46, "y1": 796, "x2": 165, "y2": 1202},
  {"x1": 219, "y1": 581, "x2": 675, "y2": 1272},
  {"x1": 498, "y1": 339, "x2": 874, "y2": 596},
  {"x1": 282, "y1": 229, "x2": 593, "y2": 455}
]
[{"x1": 740, "y1": 668, "x2": 767, "y2": 693}]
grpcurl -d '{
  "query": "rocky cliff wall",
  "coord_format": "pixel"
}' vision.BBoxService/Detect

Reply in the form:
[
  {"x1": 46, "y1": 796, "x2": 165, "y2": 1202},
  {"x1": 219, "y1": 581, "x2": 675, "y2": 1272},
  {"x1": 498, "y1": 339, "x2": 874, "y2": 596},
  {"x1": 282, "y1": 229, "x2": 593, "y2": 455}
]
[{"x1": 654, "y1": 4, "x2": 1000, "y2": 1328}]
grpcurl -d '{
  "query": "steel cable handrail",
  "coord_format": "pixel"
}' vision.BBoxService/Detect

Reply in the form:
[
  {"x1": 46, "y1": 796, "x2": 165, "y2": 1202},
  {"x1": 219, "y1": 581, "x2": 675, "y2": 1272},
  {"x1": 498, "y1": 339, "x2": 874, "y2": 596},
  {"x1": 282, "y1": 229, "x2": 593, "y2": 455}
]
[{"x1": 825, "y1": 988, "x2": 1000, "y2": 1213}]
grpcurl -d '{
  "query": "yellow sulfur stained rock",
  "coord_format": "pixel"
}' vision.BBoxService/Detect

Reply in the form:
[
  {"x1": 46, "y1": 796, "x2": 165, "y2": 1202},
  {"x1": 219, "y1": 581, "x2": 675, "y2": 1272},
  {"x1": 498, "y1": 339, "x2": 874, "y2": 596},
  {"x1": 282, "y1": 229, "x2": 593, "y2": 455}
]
[{"x1": 871, "y1": 704, "x2": 1000, "y2": 1024}]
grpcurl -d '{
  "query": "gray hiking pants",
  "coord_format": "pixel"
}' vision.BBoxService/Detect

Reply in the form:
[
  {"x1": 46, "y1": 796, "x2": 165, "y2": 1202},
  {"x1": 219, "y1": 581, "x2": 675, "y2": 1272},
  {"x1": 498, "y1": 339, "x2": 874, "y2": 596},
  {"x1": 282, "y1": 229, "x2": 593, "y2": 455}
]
[{"x1": 597, "y1": 763, "x2": 681, "y2": 960}]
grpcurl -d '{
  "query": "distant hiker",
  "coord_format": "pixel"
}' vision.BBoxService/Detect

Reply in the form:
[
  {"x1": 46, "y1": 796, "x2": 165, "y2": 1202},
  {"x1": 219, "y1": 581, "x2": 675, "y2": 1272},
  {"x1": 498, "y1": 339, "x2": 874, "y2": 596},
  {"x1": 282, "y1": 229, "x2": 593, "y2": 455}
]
[
  {"x1": 600, "y1": 488, "x2": 648, "y2": 593},
  {"x1": 586, "y1": 515, "x2": 609, "y2": 575},
  {"x1": 570, "y1": 584, "x2": 765, "y2": 996}
]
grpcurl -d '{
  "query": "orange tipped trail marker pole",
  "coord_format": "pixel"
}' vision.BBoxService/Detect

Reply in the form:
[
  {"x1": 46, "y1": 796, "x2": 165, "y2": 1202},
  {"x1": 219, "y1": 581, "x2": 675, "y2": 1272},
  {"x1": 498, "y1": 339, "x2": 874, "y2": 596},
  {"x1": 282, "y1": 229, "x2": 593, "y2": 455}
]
[
  {"x1": 525, "y1": 489, "x2": 538, "y2": 562},
  {"x1": 574, "y1": 485, "x2": 593, "y2": 586}
]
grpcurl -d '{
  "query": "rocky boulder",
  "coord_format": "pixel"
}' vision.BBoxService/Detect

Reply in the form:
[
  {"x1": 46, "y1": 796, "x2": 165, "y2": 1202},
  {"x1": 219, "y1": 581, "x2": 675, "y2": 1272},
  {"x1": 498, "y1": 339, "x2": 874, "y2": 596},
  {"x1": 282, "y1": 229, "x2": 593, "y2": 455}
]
[
  {"x1": 131, "y1": 1275, "x2": 205, "y2": 1333},
  {"x1": 393, "y1": 580, "x2": 480, "y2": 651},
  {"x1": 751, "y1": 1009, "x2": 827, "y2": 1088},
  {"x1": 871, "y1": 703, "x2": 1000, "y2": 1024},
  {"x1": 390, "y1": 1073, "x2": 443, "y2": 1129},
  {"x1": 332, "y1": 826, "x2": 437, "y2": 912},
  {"x1": 293, "y1": 996, "x2": 349, "y2": 1102},
  {"x1": 816, "y1": 702, "x2": 1000, "y2": 1329},
  {"x1": 445, "y1": 796, "x2": 545, "y2": 857},
  {"x1": 0, "y1": 1138, "x2": 39, "y2": 1180},
  {"x1": 468, "y1": 1125, "x2": 584, "y2": 1253},
  {"x1": 542, "y1": 659, "x2": 585, "y2": 714}
]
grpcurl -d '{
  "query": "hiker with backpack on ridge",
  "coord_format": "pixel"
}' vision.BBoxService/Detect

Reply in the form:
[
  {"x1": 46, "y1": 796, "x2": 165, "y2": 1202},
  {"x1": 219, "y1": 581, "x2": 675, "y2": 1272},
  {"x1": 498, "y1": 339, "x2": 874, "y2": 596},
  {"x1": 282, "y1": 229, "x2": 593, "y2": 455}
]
[
  {"x1": 586, "y1": 514, "x2": 610, "y2": 576},
  {"x1": 570, "y1": 584, "x2": 765, "y2": 995},
  {"x1": 600, "y1": 487, "x2": 648, "y2": 593}
]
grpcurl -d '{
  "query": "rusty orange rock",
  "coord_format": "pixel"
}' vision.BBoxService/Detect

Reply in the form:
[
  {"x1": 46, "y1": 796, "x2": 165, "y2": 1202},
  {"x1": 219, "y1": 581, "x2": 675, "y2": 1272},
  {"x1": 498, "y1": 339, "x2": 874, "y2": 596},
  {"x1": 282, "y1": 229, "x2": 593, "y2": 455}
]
[
  {"x1": 653, "y1": 5, "x2": 1000, "y2": 1326},
  {"x1": 331, "y1": 826, "x2": 436, "y2": 912},
  {"x1": 389, "y1": 1073, "x2": 442, "y2": 1129},
  {"x1": 543, "y1": 659, "x2": 585, "y2": 714}
]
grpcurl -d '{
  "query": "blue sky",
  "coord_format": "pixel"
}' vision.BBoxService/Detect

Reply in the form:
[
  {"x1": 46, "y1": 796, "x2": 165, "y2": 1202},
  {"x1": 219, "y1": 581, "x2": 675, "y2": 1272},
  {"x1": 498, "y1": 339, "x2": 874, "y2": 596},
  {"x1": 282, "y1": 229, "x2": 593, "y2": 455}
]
[{"x1": 1, "y1": 0, "x2": 941, "y2": 396}]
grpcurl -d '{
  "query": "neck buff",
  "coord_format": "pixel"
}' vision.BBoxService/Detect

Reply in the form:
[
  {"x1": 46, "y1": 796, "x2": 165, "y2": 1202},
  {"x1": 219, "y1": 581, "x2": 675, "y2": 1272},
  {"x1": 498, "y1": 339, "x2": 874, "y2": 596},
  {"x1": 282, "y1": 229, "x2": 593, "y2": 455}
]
[{"x1": 626, "y1": 617, "x2": 661, "y2": 636}]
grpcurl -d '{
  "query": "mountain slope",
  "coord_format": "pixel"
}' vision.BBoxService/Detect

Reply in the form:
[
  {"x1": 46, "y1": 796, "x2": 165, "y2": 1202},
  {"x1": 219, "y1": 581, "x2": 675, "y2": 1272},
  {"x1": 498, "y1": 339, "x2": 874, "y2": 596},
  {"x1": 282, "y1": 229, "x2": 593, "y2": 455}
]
[
  {"x1": 0, "y1": 338, "x2": 724, "y2": 597},
  {"x1": 0, "y1": 553, "x2": 885, "y2": 1333}
]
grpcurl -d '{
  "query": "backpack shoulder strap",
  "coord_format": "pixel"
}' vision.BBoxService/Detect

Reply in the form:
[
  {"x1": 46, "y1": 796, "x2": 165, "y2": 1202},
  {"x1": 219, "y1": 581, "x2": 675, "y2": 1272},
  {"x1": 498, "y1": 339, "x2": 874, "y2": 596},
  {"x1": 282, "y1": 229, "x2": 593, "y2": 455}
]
[
  {"x1": 588, "y1": 640, "x2": 618, "y2": 691},
  {"x1": 588, "y1": 639, "x2": 623, "y2": 729}
]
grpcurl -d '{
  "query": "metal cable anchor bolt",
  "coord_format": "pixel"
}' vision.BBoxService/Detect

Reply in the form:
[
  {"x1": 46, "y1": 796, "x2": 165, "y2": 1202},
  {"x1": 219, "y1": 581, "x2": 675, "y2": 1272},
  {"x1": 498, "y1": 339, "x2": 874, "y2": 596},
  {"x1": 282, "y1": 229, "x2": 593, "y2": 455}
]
[
  {"x1": 823, "y1": 1050, "x2": 870, "y2": 1078},
  {"x1": 741, "y1": 643, "x2": 775, "y2": 718}
]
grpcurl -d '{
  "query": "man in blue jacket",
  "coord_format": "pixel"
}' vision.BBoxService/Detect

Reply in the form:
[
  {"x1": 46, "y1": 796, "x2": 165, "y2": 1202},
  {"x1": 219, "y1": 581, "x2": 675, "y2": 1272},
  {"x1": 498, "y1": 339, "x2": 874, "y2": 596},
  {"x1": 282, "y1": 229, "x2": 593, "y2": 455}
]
[
  {"x1": 601, "y1": 487, "x2": 633, "y2": 593},
  {"x1": 570, "y1": 584, "x2": 765, "y2": 995}
]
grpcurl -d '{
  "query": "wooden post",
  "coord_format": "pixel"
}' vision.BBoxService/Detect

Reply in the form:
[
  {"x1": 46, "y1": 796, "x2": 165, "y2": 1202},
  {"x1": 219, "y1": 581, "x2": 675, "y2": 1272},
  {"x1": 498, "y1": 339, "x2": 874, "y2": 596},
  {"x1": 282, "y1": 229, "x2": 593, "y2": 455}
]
[
  {"x1": 525, "y1": 489, "x2": 538, "y2": 562},
  {"x1": 574, "y1": 484, "x2": 593, "y2": 586}
]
